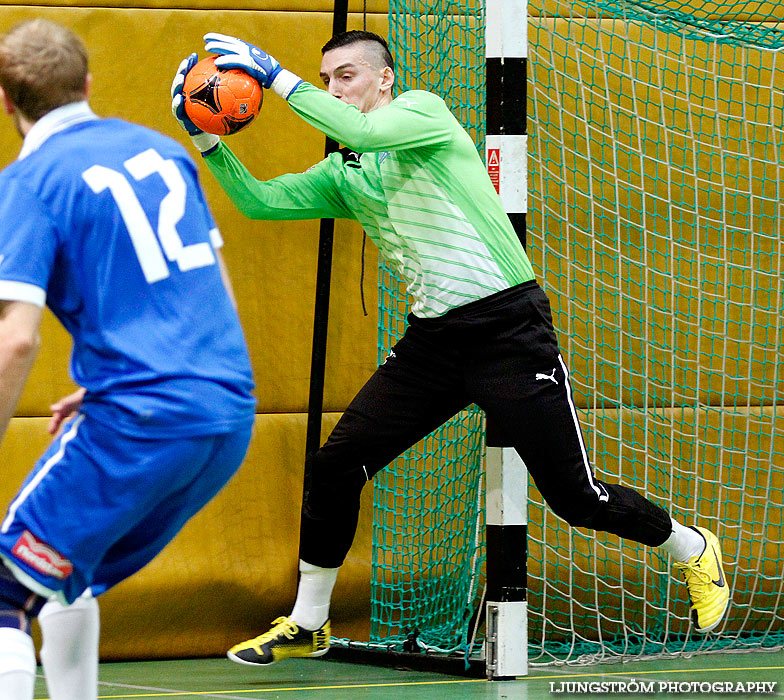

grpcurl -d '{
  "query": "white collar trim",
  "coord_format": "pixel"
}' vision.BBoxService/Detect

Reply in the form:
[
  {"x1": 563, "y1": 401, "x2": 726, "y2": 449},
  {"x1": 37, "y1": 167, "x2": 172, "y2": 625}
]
[{"x1": 18, "y1": 101, "x2": 98, "y2": 160}]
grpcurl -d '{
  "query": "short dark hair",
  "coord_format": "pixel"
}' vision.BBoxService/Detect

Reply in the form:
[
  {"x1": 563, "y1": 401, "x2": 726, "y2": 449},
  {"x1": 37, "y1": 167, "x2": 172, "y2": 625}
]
[{"x1": 321, "y1": 30, "x2": 394, "y2": 71}]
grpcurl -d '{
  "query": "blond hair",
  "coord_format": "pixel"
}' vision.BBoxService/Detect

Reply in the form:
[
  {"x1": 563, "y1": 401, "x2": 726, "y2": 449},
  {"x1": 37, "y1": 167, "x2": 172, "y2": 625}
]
[{"x1": 0, "y1": 19, "x2": 88, "y2": 121}]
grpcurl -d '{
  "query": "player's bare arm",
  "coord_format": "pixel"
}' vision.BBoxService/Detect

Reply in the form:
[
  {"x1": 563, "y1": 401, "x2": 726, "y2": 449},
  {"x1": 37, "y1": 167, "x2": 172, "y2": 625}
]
[{"x1": 0, "y1": 300, "x2": 42, "y2": 440}]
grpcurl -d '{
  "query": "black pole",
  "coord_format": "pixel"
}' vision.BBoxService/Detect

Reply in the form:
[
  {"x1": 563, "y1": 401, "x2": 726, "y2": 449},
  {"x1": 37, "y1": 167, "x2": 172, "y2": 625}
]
[{"x1": 304, "y1": 0, "x2": 349, "y2": 465}]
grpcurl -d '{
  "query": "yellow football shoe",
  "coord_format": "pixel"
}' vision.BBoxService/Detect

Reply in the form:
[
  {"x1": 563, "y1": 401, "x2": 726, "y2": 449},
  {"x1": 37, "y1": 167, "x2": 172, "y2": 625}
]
[
  {"x1": 227, "y1": 616, "x2": 330, "y2": 666},
  {"x1": 674, "y1": 526, "x2": 729, "y2": 633}
]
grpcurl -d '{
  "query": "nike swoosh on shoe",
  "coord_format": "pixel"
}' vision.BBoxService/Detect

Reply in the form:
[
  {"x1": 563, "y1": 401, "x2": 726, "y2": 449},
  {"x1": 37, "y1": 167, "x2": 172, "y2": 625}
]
[{"x1": 711, "y1": 545, "x2": 726, "y2": 587}]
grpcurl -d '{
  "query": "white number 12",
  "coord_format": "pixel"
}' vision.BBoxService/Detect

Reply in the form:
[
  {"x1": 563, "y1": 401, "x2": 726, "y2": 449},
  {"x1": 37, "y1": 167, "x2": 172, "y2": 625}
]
[{"x1": 82, "y1": 148, "x2": 215, "y2": 283}]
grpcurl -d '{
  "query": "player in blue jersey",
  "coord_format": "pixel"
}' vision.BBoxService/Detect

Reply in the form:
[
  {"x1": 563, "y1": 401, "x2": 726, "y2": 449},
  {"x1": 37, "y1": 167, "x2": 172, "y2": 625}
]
[{"x1": 0, "y1": 20, "x2": 256, "y2": 699}]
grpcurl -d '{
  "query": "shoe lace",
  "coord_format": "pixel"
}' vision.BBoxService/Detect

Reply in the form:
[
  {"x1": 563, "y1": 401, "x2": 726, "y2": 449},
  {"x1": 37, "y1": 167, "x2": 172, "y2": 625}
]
[
  {"x1": 674, "y1": 559, "x2": 712, "y2": 599},
  {"x1": 247, "y1": 617, "x2": 299, "y2": 652},
  {"x1": 249, "y1": 617, "x2": 300, "y2": 649}
]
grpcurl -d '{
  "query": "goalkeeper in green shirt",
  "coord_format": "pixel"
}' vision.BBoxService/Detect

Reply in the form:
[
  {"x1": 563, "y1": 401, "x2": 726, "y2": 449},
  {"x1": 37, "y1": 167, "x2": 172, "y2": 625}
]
[{"x1": 171, "y1": 30, "x2": 729, "y2": 666}]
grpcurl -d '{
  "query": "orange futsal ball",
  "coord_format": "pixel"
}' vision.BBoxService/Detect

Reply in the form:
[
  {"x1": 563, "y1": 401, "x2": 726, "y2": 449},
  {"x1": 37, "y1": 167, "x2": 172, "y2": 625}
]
[{"x1": 183, "y1": 56, "x2": 262, "y2": 136}]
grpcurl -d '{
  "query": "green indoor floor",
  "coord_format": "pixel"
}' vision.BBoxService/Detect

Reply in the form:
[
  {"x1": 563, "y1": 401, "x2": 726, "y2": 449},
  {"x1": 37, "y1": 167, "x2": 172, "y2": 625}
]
[{"x1": 32, "y1": 649, "x2": 784, "y2": 699}]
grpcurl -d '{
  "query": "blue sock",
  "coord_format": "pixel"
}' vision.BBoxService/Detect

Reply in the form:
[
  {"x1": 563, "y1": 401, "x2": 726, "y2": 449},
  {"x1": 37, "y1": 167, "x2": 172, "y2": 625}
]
[{"x1": 0, "y1": 561, "x2": 45, "y2": 633}]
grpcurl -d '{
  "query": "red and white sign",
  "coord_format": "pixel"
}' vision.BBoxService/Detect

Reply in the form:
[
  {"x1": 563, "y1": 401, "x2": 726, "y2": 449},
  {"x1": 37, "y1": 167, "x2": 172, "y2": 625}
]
[
  {"x1": 12, "y1": 530, "x2": 73, "y2": 580},
  {"x1": 487, "y1": 148, "x2": 501, "y2": 193}
]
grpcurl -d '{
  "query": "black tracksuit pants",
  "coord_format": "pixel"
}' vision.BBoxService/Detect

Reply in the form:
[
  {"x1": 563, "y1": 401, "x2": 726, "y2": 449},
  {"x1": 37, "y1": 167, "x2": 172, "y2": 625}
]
[{"x1": 299, "y1": 281, "x2": 673, "y2": 568}]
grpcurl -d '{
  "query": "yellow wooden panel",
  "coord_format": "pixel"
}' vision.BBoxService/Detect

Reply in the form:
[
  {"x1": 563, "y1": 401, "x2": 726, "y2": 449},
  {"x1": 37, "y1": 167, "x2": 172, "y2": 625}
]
[
  {"x1": 1, "y1": 412, "x2": 372, "y2": 659},
  {"x1": 0, "y1": 1, "x2": 389, "y2": 11},
  {"x1": 0, "y1": 418, "x2": 59, "y2": 488}
]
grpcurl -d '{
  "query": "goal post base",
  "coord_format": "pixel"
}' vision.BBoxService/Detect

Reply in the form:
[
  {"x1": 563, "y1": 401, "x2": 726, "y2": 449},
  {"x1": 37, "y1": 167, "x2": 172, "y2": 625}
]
[
  {"x1": 485, "y1": 600, "x2": 528, "y2": 679},
  {"x1": 326, "y1": 643, "x2": 485, "y2": 677}
]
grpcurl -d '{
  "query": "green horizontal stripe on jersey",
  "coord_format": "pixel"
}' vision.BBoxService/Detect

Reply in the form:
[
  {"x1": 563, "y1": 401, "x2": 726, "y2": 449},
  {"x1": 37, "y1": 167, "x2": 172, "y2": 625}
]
[
  {"x1": 386, "y1": 219, "x2": 493, "y2": 245},
  {"x1": 386, "y1": 259, "x2": 493, "y2": 300},
  {"x1": 429, "y1": 284, "x2": 497, "y2": 300},
  {"x1": 383, "y1": 170, "x2": 456, "y2": 187},
  {"x1": 382, "y1": 181, "x2": 457, "y2": 199},
  {"x1": 395, "y1": 260, "x2": 419, "y2": 281},
  {"x1": 418, "y1": 253, "x2": 508, "y2": 280},
  {"x1": 392, "y1": 234, "x2": 500, "y2": 262},
  {"x1": 387, "y1": 201, "x2": 476, "y2": 224},
  {"x1": 383, "y1": 188, "x2": 455, "y2": 206},
  {"x1": 419, "y1": 270, "x2": 505, "y2": 292}
]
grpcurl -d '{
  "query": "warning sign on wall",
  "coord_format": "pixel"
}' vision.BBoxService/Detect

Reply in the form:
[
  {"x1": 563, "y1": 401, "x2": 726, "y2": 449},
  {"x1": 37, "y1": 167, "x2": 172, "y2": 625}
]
[{"x1": 487, "y1": 148, "x2": 500, "y2": 193}]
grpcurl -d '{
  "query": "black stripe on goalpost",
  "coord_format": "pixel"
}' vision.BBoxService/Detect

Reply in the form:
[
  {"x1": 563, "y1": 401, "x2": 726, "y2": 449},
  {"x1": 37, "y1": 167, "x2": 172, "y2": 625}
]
[
  {"x1": 508, "y1": 212, "x2": 527, "y2": 250},
  {"x1": 485, "y1": 57, "x2": 527, "y2": 136},
  {"x1": 486, "y1": 525, "x2": 528, "y2": 602},
  {"x1": 304, "y1": 0, "x2": 348, "y2": 466}
]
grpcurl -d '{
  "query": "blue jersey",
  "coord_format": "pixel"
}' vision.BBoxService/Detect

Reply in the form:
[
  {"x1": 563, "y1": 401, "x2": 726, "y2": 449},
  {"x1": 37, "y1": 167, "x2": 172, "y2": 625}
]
[{"x1": 0, "y1": 103, "x2": 255, "y2": 437}]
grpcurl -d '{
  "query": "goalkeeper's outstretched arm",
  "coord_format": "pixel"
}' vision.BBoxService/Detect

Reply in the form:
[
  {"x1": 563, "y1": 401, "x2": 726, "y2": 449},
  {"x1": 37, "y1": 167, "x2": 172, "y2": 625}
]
[
  {"x1": 202, "y1": 33, "x2": 454, "y2": 154},
  {"x1": 202, "y1": 143, "x2": 353, "y2": 222}
]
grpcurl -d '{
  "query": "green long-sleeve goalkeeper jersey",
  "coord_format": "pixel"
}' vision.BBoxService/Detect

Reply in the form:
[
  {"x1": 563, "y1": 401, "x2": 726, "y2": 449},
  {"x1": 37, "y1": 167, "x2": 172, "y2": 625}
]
[{"x1": 204, "y1": 82, "x2": 535, "y2": 318}]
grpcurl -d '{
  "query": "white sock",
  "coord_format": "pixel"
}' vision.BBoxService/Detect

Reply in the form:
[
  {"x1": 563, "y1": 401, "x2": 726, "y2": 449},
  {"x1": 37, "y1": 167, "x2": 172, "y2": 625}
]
[
  {"x1": 0, "y1": 626, "x2": 36, "y2": 700},
  {"x1": 289, "y1": 560, "x2": 339, "y2": 630},
  {"x1": 661, "y1": 518, "x2": 706, "y2": 563},
  {"x1": 39, "y1": 592, "x2": 99, "y2": 700}
]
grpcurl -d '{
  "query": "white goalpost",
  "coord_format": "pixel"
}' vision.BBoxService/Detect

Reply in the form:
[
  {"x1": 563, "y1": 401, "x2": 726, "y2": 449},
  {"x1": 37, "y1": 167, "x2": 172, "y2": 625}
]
[{"x1": 483, "y1": 0, "x2": 530, "y2": 681}]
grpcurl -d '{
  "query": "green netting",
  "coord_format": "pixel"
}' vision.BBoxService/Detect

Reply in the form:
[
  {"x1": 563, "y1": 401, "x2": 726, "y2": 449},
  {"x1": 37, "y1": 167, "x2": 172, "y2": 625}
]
[
  {"x1": 527, "y1": 0, "x2": 784, "y2": 663},
  {"x1": 327, "y1": 5, "x2": 488, "y2": 659},
  {"x1": 360, "y1": 2, "x2": 488, "y2": 655},
  {"x1": 595, "y1": 0, "x2": 784, "y2": 49},
  {"x1": 355, "y1": 0, "x2": 784, "y2": 665}
]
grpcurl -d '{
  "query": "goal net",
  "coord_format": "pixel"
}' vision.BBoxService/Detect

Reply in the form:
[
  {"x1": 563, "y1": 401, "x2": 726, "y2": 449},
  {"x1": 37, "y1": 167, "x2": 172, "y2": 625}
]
[
  {"x1": 355, "y1": 0, "x2": 784, "y2": 664},
  {"x1": 527, "y1": 0, "x2": 784, "y2": 662}
]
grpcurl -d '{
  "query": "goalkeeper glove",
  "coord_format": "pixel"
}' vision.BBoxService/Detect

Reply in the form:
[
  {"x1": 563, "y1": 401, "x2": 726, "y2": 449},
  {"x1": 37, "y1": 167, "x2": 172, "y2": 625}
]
[
  {"x1": 203, "y1": 33, "x2": 302, "y2": 99},
  {"x1": 170, "y1": 53, "x2": 220, "y2": 153}
]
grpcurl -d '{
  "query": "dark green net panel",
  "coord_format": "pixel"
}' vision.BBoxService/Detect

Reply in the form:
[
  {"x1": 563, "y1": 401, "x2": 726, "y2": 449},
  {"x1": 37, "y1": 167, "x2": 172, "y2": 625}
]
[
  {"x1": 371, "y1": 1, "x2": 487, "y2": 655},
  {"x1": 353, "y1": 0, "x2": 784, "y2": 664}
]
